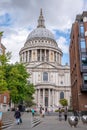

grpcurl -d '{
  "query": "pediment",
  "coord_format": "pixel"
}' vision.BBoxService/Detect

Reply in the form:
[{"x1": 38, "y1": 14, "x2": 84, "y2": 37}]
[{"x1": 34, "y1": 62, "x2": 57, "y2": 69}]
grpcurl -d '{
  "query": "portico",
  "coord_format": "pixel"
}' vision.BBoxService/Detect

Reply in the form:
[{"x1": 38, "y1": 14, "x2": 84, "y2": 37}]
[{"x1": 36, "y1": 88, "x2": 55, "y2": 108}]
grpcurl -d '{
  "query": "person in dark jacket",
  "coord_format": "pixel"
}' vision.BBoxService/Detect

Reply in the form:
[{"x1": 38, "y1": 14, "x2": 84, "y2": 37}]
[
  {"x1": 64, "y1": 107, "x2": 68, "y2": 121},
  {"x1": 14, "y1": 108, "x2": 21, "y2": 124}
]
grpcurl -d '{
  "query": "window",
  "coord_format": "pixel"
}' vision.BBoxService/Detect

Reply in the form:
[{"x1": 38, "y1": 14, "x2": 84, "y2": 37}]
[
  {"x1": 82, "y1": 57, "x2": 87, "y2": 65},
  {"x1": 4, "y1": 96, "x2": 7, "y2": 103},
  {"x1": 80, "y1": 24, "x2": 84, "y2": 34},
  {"x1": 80, "y1": 39, "x2": 86, "y2": 49},
  {"x1": 83, "y1": 75, "x2": 87, "y2": 84},
  {"x1": 60, "y1": 92, "x2": 64, "y2": 99},
  {"x1": 43, "y1": 72, "x2": 48, "y2": 81}
]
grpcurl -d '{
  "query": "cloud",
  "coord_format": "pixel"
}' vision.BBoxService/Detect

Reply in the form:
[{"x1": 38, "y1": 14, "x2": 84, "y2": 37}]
[
  {"x1": 0, "y1": 0, "x2": 87, "y2": 64},
  {"x1": 2, "y1": 28, "x2": 29, "y2": 63},
  {"x1": 57, "y1": 37, "x2": 69, "y2": 54}
]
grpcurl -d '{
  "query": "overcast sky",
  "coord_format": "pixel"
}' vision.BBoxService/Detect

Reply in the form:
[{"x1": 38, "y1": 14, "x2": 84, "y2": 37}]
[{"x1": 0, "y1": 0, "x2": 87, "y2": 64}]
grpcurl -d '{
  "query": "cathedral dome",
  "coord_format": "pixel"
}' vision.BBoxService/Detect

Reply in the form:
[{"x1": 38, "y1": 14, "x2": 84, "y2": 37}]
[
  {"x1": 26, "y1": 27, "x2": 55, "y2": 41},
  {"x1": 26, "y1": 9, "x2": 55, "y2": 42}
]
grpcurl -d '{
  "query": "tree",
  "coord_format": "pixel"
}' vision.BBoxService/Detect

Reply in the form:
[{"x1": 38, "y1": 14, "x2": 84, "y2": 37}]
[
  {"x1": 0, "y1": 31, "x2": 3, "y2": 36},
  {"x1": 6, "y1": 63, "x2": 35, "y2": 104},
  {"x1": 24, "y1": 83, "x2": 35, "y2": 107},
  {"x1": 0, "y1": 52, "x2": 35, "y2": 105},
  {"x1": 0, "y1": 52, "x2": 11, "y2": 93},
  {"x1": 59, "y1": 98, "x2": 68, "y2": 106}
]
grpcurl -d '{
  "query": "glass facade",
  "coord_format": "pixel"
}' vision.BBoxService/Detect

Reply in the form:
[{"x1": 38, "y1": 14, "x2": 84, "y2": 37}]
[
  {"x1": 80, "y1": 24, "x2": 84, "y2": 35},
  {"x1": 83, "y1": 75, "x2": 87, "y2": 84},
  {"x1": 80, "y1": 39, "x2": 86, "y2": 49}
]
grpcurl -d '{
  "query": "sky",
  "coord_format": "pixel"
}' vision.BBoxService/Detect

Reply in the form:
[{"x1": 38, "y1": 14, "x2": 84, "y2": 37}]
[{"x1": 0, "y1": 0, "x2": 87, "y2": 65}]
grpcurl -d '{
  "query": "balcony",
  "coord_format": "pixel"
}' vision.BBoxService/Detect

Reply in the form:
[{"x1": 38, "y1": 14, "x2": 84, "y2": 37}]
[
  {"x1": 81, "y1": 65, "x2": 87, "y2": 72},
  {"x1": 81, "y1": 84, "x2": 87, "y2": 92},
  {"x1": 80, "y1": 51, "x2": 87, "y2": 72}
]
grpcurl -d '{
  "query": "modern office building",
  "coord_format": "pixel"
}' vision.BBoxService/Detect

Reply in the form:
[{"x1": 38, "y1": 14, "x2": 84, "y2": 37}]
[
  {"x1": 19, "y1": 9, "x2": 71, "y2": 111},
  {"x1": 69, "y1": 11, "x2": 87, "y2": 112}
]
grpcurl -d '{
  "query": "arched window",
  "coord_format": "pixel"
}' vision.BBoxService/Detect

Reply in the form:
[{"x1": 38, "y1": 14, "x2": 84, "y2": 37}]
[
  {"x1": 60, "y1": 92, "x2": 64, "y2": 99},
  {"x1": 43, "y1": 72, "x2": 48, "y2": 81}
]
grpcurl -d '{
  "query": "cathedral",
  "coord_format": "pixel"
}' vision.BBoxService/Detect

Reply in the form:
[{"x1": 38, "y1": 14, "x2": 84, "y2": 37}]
[{"x1": 19, "y1": 9, "x2": 71, "y2": 111}]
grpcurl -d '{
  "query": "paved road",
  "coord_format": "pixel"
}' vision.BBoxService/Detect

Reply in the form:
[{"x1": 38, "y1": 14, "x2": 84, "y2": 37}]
[{"x1": 8, "y1": 112, "x2": 87, "y2": 130}]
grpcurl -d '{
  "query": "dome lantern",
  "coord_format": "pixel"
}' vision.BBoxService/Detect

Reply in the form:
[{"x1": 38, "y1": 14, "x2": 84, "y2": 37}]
[{"x1": 37, "y1": 8, "x2": 45, "y2": 28}]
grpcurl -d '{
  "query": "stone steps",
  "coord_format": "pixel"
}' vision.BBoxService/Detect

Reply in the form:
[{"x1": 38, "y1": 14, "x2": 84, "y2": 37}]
[
  {"x1": 31, "y1": 117, "x2": 42, "y2": 127},
  {"x1": 0, "y1": 112, "x2": 15, "y2": 129}
]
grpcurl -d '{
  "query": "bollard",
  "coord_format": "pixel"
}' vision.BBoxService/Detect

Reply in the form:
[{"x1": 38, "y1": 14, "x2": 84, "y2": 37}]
[
  {"x1": 0, "y1": 112, "x2": 2, "y2": 130},
  {"x1": 68, "y1": 116, "x2": 79, "y2": 127}
]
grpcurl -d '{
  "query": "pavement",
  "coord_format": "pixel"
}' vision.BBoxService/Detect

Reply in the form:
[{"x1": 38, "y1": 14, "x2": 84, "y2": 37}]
[{"x1": 7, "y1": 112, "x2": 87, "y2": 130}]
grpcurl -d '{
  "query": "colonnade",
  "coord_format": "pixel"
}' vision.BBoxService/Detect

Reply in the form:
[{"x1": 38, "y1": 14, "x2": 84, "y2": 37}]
[
  {"x1": 20, "y1": 49, "x2": 61, "y2": 64},
  {"x1": 36, "y1": 88, "x2": 56, "y2": 108}
]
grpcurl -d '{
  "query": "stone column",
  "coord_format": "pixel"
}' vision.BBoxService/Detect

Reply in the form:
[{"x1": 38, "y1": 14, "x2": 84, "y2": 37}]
[
  {"x1": 36, "y1": 89, "x2": 38, "y2": 106},
  {"x1": 35, "y1": 49, "x2": 37, "y2": 61},
  {"x1": 40, "y1": 49, "x2": 42, "y2": 61},
  {"x1": 56, "y1": 52, "x2": 57, "y2": 62},
  {"x1": 38, "y1": 89, "x2": 40, "y2": 107},
  {"x1": 48, "y1": 89, "x2": 50, "y2": 107},
  {"x1": 52, "y1": 89, "x2": 54, "y2": 107},
  {"x1": 21, "y1": 53, "x2": 23, "y2": 62},
  {"x1": 45, "y1": 49, "x2": 46, "y2": 61},
  {"x1": 43, "y1": 89, "x2": 45, "y2": 107},
  {"x1": 24, "y1": 52, "x2": 26, "y2": 62},
  {"x1": 27, "y1": 51, "x2": 29, "y2": 62}
]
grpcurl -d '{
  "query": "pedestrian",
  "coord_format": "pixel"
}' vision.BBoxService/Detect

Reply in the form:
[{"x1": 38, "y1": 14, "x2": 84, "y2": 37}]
[
  {"x1": 64, "y1": 107, "x2": 68, "y2": 121},
  {"x1": 14, "y1": 108, "x2": 21, "y2": 125},
  {"x1": 31, "y1": 108, "x2": 35, "y2": 117},
  {"x1": 42, "y1": 108, "x2": 45, "y2": 117},
  {"x1": 59, "y1": 108, "x2": 62, "y2": 121},
  {"x1": 39, "y1": 106, "x2": 42, "y2": 116}
]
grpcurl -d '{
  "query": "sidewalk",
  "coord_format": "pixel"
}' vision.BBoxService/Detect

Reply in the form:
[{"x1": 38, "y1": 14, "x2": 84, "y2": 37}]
[
  {"x1": 8, "y1": 112, "x2": 32, "y2": 130},
  {"x1": 8, "y1": 112, "x2": 87, "y2": 130}
]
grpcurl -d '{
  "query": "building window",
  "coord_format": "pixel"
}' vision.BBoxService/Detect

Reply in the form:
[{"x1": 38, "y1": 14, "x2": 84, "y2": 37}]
[
  {"x1": 60, "y1": 81, "x2": 63, "y2": 84},
  {"x1": 83, "y1": 75, "x2": 87, "y2": 84},
  {"x1": 82, "y1": 57, "x2": 87, "y2": 65},
  {"x1": 43, "y1": 72, "x2": 48, "y2": 81},
  {"x1": 4, "y1": 96, "x2": 7, "y2": 103},
  {"x1": 60, "y1": 92, "x2": 64, "y2": 99},
  {"x1": 80, "y1": 24, "x2": 84, "y2": 35},
  {"x1": 80, "y1": 39, "x2": 86, "y2": 49}
]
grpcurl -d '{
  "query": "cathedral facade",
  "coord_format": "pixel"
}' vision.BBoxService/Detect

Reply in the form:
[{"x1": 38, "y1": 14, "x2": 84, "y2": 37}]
[{"x1": 19, "y1": 9, "x2": 71, "y2": 111}]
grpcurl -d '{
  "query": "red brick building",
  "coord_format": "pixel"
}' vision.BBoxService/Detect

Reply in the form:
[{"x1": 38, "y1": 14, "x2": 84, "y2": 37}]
[
  {"x1": 69, "y1": 11, "x2": 87, "y2": 112},
  {"x1": 0, "y1": 92, "x2": 10, "y2": 111}
]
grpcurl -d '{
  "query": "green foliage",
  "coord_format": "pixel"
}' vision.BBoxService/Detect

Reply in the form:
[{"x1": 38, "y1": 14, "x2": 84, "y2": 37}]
[
  {"x1": 59, "y1": 98, "x2": 68, "y2": 106},
  {"x1": 0, "y1": 31, "x2": 3, "y2": 36},
  {"x1": 0, "y1": 52, "x2": 11, "y2": 65},
  {"x1": 0, "y1": 52, "x2": 35, "y2": 104}
]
